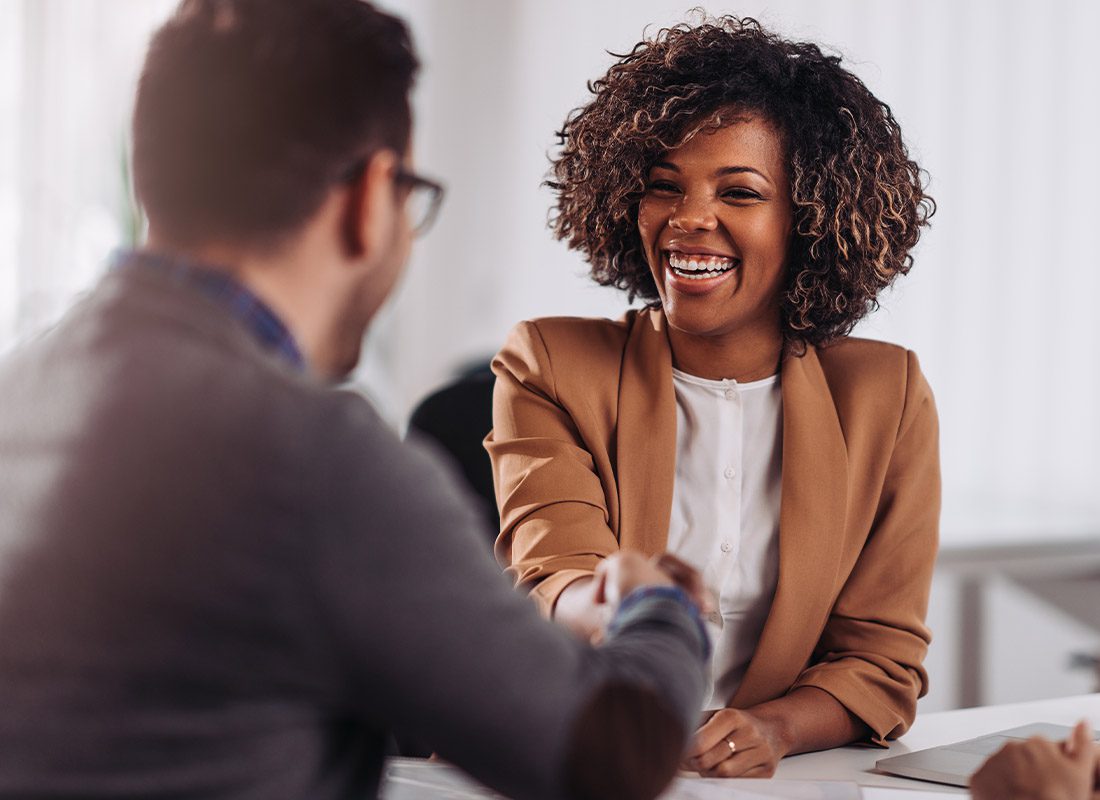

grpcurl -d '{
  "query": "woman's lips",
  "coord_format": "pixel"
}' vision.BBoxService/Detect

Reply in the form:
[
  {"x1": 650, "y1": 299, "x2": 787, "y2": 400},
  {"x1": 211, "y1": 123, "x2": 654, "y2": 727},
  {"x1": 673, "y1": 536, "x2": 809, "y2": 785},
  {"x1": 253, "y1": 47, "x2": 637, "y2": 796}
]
[{"x1": 664, "y1": 251, "x2": 739, "y2": 294}]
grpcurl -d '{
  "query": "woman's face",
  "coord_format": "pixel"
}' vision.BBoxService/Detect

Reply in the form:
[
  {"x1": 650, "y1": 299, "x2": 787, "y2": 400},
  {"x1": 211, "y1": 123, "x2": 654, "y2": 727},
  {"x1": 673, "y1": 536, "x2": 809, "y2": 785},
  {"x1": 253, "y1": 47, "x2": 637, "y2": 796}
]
[{"x1": 638, "y1": 116, "x2": 794, "y2": 343}]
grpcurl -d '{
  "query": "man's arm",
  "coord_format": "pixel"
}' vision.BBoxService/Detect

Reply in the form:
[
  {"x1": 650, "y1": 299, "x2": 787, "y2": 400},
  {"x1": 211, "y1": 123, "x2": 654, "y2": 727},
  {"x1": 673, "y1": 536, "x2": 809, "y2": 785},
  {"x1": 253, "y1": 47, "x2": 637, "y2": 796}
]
[{"x1": 309, "y1": 396, "x2": 708, "y2": 800}]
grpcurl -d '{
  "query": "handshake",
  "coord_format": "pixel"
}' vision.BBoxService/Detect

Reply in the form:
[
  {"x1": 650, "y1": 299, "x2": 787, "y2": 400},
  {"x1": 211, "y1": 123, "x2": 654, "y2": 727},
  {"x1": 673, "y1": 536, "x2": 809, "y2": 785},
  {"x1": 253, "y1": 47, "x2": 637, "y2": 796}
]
[{"x1": 557, "y1": 551, "x2": 716, "y2": 644}]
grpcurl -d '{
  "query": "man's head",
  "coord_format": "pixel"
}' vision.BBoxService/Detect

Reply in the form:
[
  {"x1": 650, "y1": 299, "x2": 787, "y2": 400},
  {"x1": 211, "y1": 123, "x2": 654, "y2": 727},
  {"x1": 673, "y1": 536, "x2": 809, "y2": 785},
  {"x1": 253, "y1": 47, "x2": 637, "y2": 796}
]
[
  {"x1": 132, "y1": 0, "x2": 428, "y2": 378},
  {"x1": 133, "y1": 0, "x2": 417, "y2": 250}
]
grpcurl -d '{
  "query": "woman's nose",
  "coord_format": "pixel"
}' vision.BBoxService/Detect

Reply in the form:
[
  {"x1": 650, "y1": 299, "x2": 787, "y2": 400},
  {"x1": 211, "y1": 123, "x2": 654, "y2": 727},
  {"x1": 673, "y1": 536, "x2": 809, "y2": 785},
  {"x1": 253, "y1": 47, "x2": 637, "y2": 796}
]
[{"x1": 669, "y1": 195, "x2": 718, "y2": 232}]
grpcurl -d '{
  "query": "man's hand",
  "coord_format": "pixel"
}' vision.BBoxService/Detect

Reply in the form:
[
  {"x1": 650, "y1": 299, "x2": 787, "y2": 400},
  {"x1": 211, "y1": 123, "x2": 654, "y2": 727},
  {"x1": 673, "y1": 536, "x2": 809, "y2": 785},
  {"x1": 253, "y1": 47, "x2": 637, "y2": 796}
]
[
  {"x1": 971, "y1": 720, "x2": 1100, "y2": 800},
  {"x1": 654, "y1": 553, "x2": 715, "y2": 615},
  {"x1": 681, "y1": 707, "x2": 791, "y2": 778}
]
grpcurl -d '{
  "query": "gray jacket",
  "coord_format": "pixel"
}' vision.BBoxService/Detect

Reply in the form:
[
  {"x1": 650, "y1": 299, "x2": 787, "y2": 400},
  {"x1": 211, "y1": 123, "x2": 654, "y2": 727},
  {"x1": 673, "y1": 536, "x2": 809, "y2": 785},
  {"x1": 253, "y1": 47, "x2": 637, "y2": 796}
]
[{"x1": 0, "y1": 263, "x2": 707, "y2": 800}]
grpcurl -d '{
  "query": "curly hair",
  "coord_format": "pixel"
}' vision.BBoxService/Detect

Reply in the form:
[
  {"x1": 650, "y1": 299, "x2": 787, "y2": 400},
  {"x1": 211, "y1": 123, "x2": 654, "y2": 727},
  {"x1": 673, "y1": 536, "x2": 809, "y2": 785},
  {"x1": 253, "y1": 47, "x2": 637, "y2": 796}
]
[{"x1": 549, "y1": 15, "x2": 934, "y2": 348}]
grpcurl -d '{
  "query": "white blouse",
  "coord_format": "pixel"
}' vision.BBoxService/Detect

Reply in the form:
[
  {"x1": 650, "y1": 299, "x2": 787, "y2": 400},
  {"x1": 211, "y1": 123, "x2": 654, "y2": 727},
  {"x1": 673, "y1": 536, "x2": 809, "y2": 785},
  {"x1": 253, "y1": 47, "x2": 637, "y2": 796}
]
[{"x1": 667, "y1": 368, "x2": 783, "y2": 709}]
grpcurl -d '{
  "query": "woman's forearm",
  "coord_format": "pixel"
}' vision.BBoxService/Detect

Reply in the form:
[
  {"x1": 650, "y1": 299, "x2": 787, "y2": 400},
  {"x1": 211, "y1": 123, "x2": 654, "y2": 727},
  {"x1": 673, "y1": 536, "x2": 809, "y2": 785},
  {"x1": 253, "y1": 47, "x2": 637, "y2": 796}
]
[{"x1": 749, "y1": 686, "x2": 869, "y2": 756}]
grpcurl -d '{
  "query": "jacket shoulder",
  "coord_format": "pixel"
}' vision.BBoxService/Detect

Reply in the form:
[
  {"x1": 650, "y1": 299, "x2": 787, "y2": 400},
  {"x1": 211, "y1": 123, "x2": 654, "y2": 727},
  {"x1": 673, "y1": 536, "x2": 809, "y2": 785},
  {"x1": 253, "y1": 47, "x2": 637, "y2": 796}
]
[
  {"x1": 495, "y1": 311, "x2": 641, "y2": 390},
  {"x1": 812, "y1": 336, "x2": 933, "y2": 425},
  {"x1": 521, "y1": 313, "x2": 632, "y2": 353},
  {"x1": 814, "y1": 336, "x2": 913, "y2": 381}
]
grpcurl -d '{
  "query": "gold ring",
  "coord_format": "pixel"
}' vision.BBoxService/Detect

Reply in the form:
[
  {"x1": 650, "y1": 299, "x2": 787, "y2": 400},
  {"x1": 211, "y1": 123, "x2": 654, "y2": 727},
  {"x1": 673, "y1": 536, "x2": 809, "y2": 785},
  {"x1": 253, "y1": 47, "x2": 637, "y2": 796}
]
[{"x1": 726, "y1": 738, "x2": 736, "y2": 753}]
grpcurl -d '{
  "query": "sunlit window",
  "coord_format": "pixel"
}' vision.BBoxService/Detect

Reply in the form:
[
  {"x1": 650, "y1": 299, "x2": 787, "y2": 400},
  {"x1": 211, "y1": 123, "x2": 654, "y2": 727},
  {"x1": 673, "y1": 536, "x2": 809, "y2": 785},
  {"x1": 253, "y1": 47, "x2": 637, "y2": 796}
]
[
  {"x1": 0, "y1": 1, "x2": 23, "y2": 347},
  {"x1": 0, "y1": 0, "x2": 175, "y2": 354}
]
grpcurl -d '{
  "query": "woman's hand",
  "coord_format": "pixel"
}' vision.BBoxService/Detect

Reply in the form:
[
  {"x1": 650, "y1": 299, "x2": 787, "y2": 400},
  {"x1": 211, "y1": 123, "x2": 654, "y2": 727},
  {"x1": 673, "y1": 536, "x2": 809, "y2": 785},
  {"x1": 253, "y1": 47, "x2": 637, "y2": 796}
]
[
  {"x1": 970, "y1": 720, "x2": 1100, "y2": 800},
  {"x1": 681, "y1": 688, "x2": 867, "y2": 778},
  {"x1": 682, "y1": 707, "x2": 792, "y2": 778}
]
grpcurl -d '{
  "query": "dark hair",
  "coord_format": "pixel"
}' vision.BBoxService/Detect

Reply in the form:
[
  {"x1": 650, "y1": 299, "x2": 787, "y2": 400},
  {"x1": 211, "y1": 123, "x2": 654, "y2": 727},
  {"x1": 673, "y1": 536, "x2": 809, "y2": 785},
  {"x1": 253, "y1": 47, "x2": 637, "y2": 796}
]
[
  {"x1": 133, "y1": 0, "x2": 418, "y2": 248},
  {"x1": 550, "y1": 15, "x2": 934, "y2": 348}
]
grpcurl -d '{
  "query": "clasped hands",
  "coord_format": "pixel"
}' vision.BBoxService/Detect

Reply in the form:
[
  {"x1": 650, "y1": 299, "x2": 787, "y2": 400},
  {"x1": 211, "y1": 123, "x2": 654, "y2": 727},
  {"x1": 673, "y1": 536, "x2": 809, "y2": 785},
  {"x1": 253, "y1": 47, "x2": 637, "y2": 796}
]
[{"x1": 587, "y1": 551, "x2": 714, "y2": 627}]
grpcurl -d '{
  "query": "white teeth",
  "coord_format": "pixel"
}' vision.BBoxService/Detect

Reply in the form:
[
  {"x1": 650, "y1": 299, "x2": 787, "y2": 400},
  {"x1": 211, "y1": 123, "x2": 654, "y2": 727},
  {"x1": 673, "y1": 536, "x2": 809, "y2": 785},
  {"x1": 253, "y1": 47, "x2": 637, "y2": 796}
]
[{"x1": 668, "y1": 252, "x2": 737, "y2": 275}]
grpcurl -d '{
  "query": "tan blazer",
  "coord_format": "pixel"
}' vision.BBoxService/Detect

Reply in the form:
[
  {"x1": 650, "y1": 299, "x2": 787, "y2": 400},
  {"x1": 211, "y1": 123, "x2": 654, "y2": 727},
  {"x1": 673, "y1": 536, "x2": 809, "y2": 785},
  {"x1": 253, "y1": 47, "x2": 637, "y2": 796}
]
[{"x1": 487, "y1": 308, "x2": 940, "y2": 744}]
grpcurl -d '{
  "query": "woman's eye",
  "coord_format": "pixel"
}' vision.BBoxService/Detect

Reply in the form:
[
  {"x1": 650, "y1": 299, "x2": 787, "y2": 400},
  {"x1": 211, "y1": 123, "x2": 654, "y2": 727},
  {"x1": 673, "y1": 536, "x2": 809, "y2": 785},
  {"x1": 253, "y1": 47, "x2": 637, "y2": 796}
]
[
  {"x1": 722, "y1": 187, "x2": 761, "y2": 201},
  {"x1": 645, "y1": 180, "x2": 680, "y2": 195}
]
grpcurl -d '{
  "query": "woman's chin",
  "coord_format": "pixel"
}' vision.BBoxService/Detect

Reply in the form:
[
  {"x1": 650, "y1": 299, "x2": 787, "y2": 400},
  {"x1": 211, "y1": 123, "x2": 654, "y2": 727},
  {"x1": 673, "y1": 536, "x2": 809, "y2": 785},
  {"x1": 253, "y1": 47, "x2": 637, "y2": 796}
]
[{"x1": 664, "y1": 311, "x2": 739, "y2": 341}]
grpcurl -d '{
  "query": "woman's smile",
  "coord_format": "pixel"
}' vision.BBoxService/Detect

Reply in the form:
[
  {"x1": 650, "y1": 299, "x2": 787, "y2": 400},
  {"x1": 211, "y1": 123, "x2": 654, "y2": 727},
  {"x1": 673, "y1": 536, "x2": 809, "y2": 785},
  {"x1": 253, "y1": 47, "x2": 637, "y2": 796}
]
[{"x1": 664, "y1": 250, "x2": 741, "y2": 293}]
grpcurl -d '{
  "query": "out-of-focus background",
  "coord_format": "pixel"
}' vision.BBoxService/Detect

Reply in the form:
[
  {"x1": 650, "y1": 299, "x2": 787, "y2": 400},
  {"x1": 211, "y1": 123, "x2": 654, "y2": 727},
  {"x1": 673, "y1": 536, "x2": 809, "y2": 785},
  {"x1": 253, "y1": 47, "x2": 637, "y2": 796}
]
[{"x1": 2, "y1": 0, "x2": 1098, "y2": 712}]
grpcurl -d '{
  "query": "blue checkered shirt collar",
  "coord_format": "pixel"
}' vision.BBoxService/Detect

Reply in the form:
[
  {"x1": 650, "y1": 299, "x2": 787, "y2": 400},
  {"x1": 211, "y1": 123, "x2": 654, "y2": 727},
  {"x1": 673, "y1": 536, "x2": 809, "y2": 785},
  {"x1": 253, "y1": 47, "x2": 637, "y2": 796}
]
[{"x1": 112, "y1": 249, "x2": 306, "y2": 372}]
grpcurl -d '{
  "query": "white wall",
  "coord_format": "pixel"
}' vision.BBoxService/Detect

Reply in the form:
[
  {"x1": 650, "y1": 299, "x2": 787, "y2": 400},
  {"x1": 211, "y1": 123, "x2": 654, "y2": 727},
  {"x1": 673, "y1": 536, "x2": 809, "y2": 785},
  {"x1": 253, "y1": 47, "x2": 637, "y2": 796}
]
[{"x1": 1, "y1": 0, "x2": 1098, "y2": 710}]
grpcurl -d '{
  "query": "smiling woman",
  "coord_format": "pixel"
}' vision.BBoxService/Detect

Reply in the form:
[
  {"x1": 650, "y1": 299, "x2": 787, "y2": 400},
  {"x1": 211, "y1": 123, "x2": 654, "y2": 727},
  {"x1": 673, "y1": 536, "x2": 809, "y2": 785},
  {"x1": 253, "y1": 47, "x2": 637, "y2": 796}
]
[{"x1": 487, "y1": 15, "x2": 940, "y2": 780}]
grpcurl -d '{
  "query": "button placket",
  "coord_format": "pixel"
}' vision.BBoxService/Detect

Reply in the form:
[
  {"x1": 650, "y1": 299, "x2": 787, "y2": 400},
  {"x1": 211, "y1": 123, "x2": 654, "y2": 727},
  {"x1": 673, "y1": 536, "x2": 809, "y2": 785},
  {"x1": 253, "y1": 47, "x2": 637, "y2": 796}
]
[{"x1": 708, "y1": 377, "x2": 744, "y2": 635}]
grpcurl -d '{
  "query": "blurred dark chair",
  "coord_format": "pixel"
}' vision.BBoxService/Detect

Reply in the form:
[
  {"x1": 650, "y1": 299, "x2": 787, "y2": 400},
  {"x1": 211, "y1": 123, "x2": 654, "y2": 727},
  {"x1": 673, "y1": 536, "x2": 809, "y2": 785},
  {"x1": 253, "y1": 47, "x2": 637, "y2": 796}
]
[{"x1": 406, "y1": 361, "x2": 498, "y2": 542}]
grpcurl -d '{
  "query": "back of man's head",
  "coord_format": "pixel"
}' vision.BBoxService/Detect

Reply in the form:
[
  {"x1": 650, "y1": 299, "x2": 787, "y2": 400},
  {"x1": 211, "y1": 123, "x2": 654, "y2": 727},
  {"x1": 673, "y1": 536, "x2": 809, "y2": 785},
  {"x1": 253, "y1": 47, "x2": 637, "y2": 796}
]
[{"x1": 133, "y1": 0, "x2": 417, "y2": 250}]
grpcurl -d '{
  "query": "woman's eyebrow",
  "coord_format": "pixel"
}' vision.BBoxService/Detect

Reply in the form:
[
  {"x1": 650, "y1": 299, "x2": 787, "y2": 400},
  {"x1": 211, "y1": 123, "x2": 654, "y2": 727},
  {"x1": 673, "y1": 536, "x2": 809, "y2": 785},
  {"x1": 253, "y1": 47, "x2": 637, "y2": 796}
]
[
  {"x1": 650, "y1": 161, "x2": 769, "y2": 182},
  {"x1": 715, "y1": 165, "x2": 766, "y2": 178}
]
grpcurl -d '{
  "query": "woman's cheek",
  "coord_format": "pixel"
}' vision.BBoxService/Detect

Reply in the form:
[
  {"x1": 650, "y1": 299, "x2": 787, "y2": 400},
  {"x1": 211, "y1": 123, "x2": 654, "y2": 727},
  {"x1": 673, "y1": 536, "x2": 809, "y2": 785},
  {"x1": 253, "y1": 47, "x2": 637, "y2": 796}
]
[{"x1": 637, "y1": 202, "x2": 661, "y2": 264}]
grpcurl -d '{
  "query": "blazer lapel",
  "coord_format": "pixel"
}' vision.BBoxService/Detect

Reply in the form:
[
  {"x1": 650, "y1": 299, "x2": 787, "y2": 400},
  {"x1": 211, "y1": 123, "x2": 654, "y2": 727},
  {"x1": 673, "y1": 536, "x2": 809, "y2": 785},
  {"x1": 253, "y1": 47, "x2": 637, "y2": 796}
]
[
  {"x1": 615, "y1": 309, "x2": 677, "y2": 555},
  {"x1": 732, "y1": 345, "x2": 850, "y2": 708}
]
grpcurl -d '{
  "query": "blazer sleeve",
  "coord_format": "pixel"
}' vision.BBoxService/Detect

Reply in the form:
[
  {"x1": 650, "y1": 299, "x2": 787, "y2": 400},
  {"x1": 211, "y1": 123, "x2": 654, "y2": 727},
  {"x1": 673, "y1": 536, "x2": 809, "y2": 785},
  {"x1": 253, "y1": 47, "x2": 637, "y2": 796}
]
[
  {"x1": 486, "y1": 321, "x2": 621, "y2": 615},
  {"x1": 789, "y1": 350, "x2": 939, "y2": 745}
]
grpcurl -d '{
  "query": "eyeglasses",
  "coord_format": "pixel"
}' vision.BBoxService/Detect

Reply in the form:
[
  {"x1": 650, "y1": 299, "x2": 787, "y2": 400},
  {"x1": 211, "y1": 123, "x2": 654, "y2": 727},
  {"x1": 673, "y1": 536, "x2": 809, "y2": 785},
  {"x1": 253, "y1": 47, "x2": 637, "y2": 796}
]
[
  {"x1": 393, "y1": 167, "x2": 445, "y2": 236},
  {"x1": 340, "y1": 158, "x2": 445, "y2": 236}
]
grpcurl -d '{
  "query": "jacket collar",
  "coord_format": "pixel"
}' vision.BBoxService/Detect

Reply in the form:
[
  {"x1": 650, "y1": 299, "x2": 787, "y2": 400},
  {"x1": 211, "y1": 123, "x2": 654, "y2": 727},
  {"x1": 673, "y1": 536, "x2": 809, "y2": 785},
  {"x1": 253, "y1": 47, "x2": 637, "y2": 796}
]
[
  {"x1": 615, "y1": 309, "x2": 678, "y2": 556},
  {"x1": 733, "y1": 344, "x2": 849, "y2": 707},
  {"x1": 616, "y1": 309, "x2": 849, "y2": 706}
]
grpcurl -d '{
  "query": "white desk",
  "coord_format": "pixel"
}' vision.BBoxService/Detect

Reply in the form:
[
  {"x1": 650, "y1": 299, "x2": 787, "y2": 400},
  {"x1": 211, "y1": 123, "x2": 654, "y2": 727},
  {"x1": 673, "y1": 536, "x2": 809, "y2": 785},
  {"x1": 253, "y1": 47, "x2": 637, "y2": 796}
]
[
  {"x1": 383, "y1": 693, "x2": 1100, "y2": 798},
  {"x1": 775, "y1": 692, "x2": 1100, "y2": 793}
]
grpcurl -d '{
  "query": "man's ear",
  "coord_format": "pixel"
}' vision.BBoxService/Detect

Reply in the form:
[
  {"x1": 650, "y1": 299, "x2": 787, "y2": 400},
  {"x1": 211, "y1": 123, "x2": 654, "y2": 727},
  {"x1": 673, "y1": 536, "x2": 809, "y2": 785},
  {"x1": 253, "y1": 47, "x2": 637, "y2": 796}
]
[{"x1": 342, "y1": 148, "x2": 400, "y2": 261}]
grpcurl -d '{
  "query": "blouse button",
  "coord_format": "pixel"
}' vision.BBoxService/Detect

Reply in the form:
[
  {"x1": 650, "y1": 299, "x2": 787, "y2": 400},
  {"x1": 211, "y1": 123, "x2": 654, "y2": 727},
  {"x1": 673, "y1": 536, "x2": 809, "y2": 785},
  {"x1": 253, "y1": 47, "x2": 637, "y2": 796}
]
[
  {"x1": 724, "y1": 389, "x2": 736, "y2": 401},
  {"x1": 720, "y1": 541, "x2": 733, "y2": 553},
  {"x1": 724, "y1": 466, "x2": 736, "y2": 479}
]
